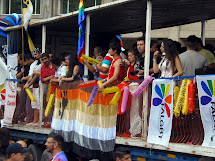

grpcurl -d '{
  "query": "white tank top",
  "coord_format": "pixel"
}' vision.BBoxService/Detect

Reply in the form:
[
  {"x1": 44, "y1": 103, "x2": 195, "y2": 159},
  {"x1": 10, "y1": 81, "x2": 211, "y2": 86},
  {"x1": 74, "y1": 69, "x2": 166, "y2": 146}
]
[{"x1": 159, "y1": 58, "x2": 173, "y2": 78}]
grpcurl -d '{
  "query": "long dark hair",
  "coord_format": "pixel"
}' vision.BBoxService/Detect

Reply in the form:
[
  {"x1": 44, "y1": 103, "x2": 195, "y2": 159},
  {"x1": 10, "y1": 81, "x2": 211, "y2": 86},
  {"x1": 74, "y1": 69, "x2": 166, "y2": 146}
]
[
  {"x1": 162, "y1": 39, "x2": 178, "y2": 74},
  {"x1": 0, "y1": 127, "x2": 10, "y2": 155},
  {"x1": 67, "y1": 53, "x2": 78, "y2": 77}
]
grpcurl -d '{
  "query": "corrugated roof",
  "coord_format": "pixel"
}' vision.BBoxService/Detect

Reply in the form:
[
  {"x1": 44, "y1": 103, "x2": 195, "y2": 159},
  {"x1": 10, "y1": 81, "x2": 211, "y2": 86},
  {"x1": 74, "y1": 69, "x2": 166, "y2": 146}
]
[{"x1": 5, "y1": 0, "x2": 215, "y2": 34}]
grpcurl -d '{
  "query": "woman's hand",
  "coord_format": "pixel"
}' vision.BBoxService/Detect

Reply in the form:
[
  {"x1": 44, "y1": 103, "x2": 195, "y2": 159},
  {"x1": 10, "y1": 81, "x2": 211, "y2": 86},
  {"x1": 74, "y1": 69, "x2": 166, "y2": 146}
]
[
  {"x1": 98, "y1": 84, "x2": 104, "y2": 92},
  {"x1": 154, "y1": 51, "x2": 159, "y2": 59},
  {"x1": 124, "y1": 59, "x2": 130, "y2": 66}
]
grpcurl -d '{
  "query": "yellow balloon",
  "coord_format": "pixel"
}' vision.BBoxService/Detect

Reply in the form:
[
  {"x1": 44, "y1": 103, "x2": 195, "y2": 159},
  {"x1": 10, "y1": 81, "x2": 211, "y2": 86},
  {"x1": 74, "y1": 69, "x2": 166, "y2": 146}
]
[
  {"x1": 109, "y1": 90, "x2": 121, "y2": 105},
  {"x1": 45, "y1": 94, "x2": 55, "y2": 117},
  {"x1": 0, "y1": 84, "x2": 4, "y2": 91},
  {"x1": 173, "y1": 86, "x2": 179, "y2": 116},
  {"x1": 124, "y1": 77, "x2": 129, "y2": 81},
  {"x1": 182, "y1": 79, "x2": 191, "y2": 115},
  {"x1": 81, "y1": 55, "x2": 100, "y2": 65},
  {"x1": 102, "y1": 86, "x2": 120, "y2": 95},
  {"x1": 25, "y1": 88, "x2": 36, "y2": 102},
  {"x1": 174, "y1": 79, "x2": 188, "y2": 117},
  {"x1": 46, "y1": 84, "x2": 52, "y2": 103},
  {"x1": 97, "y1": 80, "x2": 103, "y2": 87}
]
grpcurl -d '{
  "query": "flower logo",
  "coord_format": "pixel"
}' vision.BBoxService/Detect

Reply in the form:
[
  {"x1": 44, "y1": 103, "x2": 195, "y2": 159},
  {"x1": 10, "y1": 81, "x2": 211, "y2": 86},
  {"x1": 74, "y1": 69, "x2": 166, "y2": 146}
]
[
  {"x1": 153, "y1": 84, "x2": 172, "y2": 117},
  {"x1": 200, "y1": 80, "x2": 214, "y2": 105}
]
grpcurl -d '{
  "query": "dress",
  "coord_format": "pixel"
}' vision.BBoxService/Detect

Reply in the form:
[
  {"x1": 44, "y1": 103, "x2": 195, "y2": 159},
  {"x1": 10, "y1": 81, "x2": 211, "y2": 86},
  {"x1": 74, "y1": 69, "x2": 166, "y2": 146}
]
[
  {"x1": 159, "y1": 58, "x2": 173, "y2": 78},
  {"x1": 108, "y1": 57, "x2": 124, "y2": 82}
]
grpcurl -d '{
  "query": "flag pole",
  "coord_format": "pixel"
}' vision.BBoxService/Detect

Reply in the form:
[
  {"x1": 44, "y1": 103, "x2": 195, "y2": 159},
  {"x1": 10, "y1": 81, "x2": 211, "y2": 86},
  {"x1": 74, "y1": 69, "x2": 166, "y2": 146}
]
[{"x1": 21, "y1": 0, "x2": 24, "y2": 76}]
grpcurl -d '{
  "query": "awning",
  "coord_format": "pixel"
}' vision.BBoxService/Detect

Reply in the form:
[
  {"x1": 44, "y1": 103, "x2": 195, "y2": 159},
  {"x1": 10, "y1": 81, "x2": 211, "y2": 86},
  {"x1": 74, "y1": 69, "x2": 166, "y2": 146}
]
[{"x1": 5, "y1": 0, "x2": 215, "y2": 34}]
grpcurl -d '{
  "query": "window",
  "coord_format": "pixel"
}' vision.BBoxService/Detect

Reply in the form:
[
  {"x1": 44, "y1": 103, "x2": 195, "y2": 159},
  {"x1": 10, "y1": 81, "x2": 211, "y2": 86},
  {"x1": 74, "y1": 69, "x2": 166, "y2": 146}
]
[
  {"x1": 58, "y1": 0, "x2": 101, "y2": 14},
  {"x1": 0, "y1": 0, "x2": 41, "y2": 15}
]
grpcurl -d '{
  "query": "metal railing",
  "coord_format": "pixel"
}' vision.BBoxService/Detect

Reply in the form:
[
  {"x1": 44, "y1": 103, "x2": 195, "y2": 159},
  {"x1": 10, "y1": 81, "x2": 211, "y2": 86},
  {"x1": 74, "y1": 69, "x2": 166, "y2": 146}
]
[{"x1": 3, "y1": 77, "x2": 204, "y2": 145}]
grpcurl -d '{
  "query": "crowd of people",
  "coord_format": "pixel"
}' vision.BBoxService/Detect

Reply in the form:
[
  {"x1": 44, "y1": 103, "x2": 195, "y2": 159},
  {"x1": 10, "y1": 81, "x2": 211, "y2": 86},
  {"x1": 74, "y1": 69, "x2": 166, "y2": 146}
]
[
  {"x1": 0, "y1": 126, "x2": 132, "y2": 161},
  {"x1": 0, "y1": 34, "x2": 214, "y2": 160},
  {"x1": 9, "y1": 34, "x2": 215, "y2": 127}
]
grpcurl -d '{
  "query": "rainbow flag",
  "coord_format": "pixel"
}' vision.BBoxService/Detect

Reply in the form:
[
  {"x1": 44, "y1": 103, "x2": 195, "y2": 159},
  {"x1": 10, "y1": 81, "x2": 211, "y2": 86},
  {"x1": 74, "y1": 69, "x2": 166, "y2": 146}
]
[{"x1": 77, "y1": 0, "x2": 85, "y2": 63}]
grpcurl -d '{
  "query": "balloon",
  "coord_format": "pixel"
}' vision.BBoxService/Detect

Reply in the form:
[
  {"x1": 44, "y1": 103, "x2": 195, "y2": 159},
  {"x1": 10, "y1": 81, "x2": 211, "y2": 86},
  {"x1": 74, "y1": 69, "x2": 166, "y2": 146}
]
[
  {"x1": 0, "y1": 58, "x2": 8, "y2": 85},
  {"x1": 97, "y1": 80, "x2": 103, "y2": 87},
  {"x1": 121, "y1": 86, "x2": 129, "y2": 114},
  {"x1": 131, "y1": 75, "x2": 153, "y2": 98},
  {"x1": 51, "y1": 85, "x2": 56, "y2": 94},
  {"x1": 102, "y1": 86, "x2": 120, "y2": 95},
  {"x1": 81, "y1": 55, "x2": 100, "y2": 65},
  {"x1": 174, "y1": 79, "x2": 188, "y2": 117},
  {"x1": 25, "y1": 88, "x2": 36, "y2": 102},
  {"x1": 87, "y1": 85, "x2": 98, "y2": 107},
  {"x1": 109, "y1": 90, "x2": 121, "y2": 105},
  {"x1": 173, "y1": 86, "x2": 179, "y2": 116},
  {"x1": 188, "y1": 79, "x2": 195, "y2": 114},
  {"x1": 124, "y1": 77, "x2": 129, "y2": 81},
  {"x1": 78, "y1": 80, "x2": 97, "y2": 88},
  {"x1": 45, "y1": 93, "x2": 55, "y2": 117},
  {"x1": 182, "y1": 79, "x2": 191, "y2": 115},
  {"x1": 46, "y1": 83, "x2": 52, "y2": 103},
  {"x1": 0, "y1": 84, "x2": 4, "y2": 91},
  {"x1": 117, "y1": 81, "x2": 126, "y2": 91}
]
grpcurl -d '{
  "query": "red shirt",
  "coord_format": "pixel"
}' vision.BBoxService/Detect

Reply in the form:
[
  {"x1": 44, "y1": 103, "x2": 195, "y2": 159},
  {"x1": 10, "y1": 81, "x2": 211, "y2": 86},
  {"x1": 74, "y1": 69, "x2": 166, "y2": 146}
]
[
  {"x1": 108, "y1": 57, "x2": 124, "y2": 82},
  {"x1": 127, "y1": 64, "x2": 139, "y2": 80},
  {"x1": 40, "y1": 64, "x2": 55, "y2": 83}
]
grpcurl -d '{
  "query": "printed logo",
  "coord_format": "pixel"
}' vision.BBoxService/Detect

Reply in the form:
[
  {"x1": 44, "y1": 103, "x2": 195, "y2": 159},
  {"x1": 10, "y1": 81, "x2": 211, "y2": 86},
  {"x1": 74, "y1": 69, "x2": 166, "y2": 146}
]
[
  {"x1": 200, "y1": 80, "x2": 214, "y2": 105},
  {"x1": 0, "y1": 84, "x2": 5, "y2": 101},
  {"x1": 153, "y1": 84, "x2": 172, "y2": 117}
]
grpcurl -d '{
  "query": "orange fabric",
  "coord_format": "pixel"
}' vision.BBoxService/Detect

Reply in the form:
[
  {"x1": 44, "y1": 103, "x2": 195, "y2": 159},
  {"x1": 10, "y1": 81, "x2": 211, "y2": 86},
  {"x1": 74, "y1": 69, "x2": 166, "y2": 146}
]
[{"x1": 55, "y1": 88, "x2": 115, "y2": 105}]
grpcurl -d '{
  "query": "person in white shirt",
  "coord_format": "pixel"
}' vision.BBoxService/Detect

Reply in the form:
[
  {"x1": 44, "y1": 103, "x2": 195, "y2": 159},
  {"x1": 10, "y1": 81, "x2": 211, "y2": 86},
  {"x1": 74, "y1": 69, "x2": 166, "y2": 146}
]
[
  {"x1": 23, "y1": 49, "x2": 42, "y2": 126},
  {"x1": 50, "y1": 58, "x2": 67, "y2": 83}
]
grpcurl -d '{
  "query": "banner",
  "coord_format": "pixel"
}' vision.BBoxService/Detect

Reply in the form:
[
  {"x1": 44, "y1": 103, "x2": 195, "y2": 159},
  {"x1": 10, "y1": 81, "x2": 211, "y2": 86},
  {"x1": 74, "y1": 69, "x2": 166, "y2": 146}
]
[
  {"x1": 4, "y1": 81, "x2": 17, "y2": 124},
  {"x1": 147, "y1": 79, "x2": 173, "y2": 147},
  {"x1": 7, "y1": 54, "x2": 18, "y2": 79},
  {"x1": 196, "y1": 75, "x2": 215, "y2": 147},
  {"x1": 0, "y1": 57, "x2": 8, "y2": 84},
  {"x1": 3, "y1": 54, "x2": 18, "y2": 124},
  {"x1": 0, "y1": 84, "x2": 5, "y2": 106}
]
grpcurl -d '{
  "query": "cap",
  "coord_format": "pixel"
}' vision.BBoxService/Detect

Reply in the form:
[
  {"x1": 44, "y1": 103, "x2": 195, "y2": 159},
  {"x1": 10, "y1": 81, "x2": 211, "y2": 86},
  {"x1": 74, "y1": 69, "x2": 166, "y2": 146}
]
[{"x1": 6, "y1": 143, "x2": 28, "y2": 156}]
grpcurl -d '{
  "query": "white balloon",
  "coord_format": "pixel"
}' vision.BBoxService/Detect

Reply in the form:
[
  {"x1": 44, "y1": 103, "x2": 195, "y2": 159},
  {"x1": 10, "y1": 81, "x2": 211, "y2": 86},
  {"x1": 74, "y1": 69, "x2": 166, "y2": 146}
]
[{"x1": 0, "y1": 58, "x2": 8, "y2": 85}]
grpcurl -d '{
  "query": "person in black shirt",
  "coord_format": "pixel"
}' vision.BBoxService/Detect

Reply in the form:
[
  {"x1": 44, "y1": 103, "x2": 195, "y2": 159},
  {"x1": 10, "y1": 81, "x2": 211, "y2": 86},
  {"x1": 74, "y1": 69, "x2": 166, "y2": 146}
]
[
  {"x1": 13, "y1": 53, "x2": 32, "y2": 124},
  {"x1": 16, "y1": 54, "x2": 31, "y2": 79},
  {"x1": 136, "y1": 37, "x2": 161, "y2": 78}
]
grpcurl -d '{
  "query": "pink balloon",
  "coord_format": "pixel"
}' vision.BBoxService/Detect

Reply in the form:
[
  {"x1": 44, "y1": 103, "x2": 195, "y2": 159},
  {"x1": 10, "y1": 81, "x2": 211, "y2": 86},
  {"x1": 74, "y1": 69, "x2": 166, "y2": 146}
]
[
  {"x1": 121, "y1": 86, "x2": 129, "y2": 114},
  {"x1": 131, "y1": 75, "x2": 153, "y2": 98}
]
